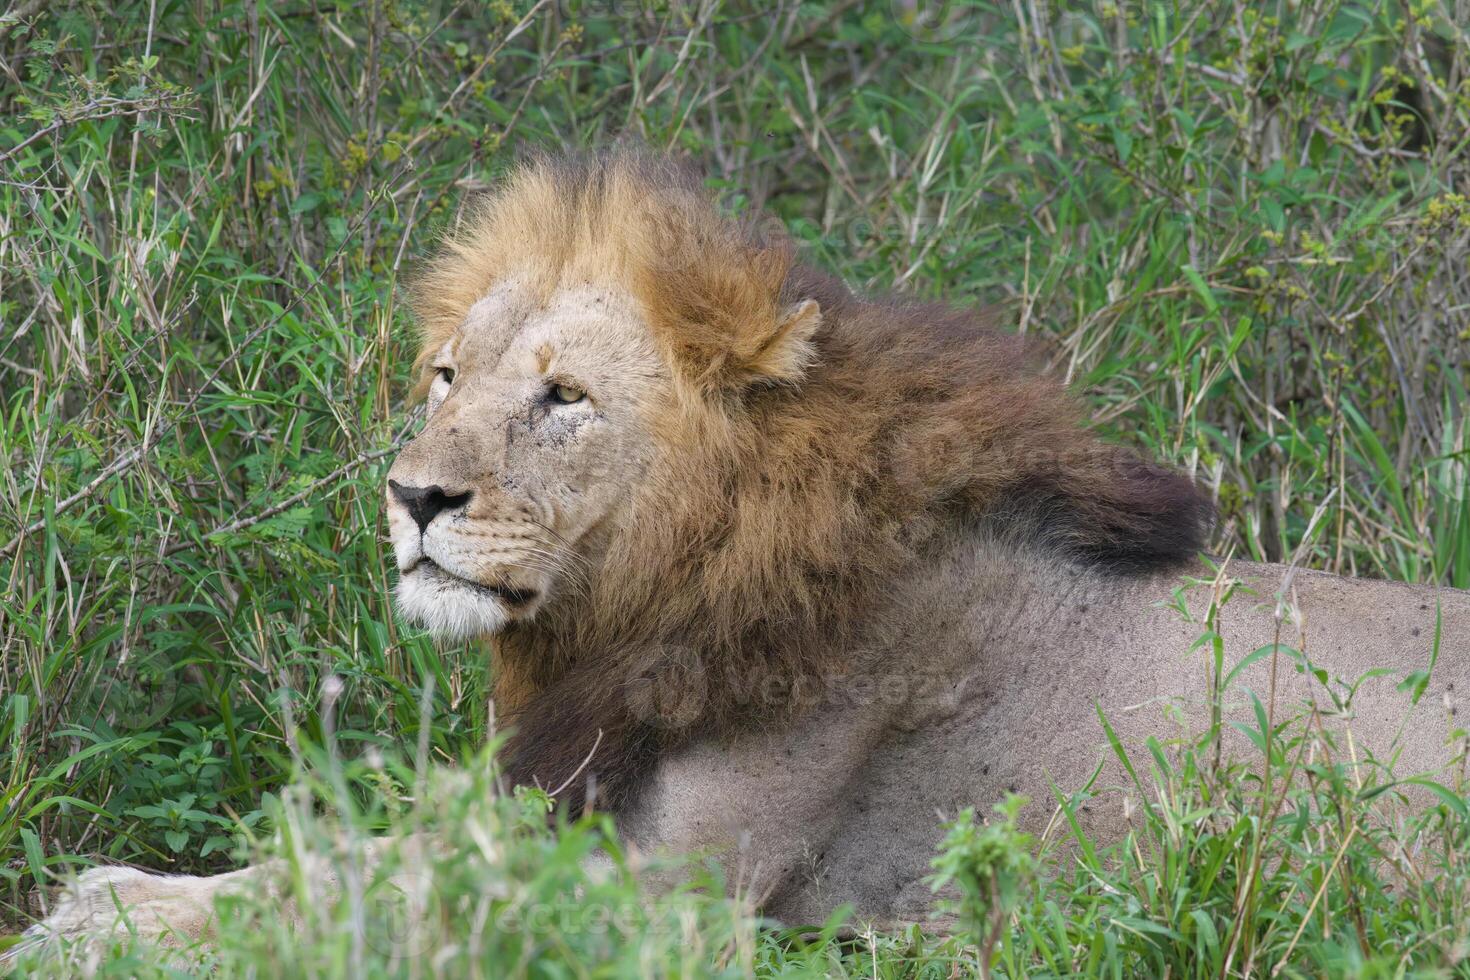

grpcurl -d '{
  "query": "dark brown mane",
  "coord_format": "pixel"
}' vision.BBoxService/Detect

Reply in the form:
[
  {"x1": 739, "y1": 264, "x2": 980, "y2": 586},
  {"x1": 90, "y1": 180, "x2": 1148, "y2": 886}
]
[{"x1": 412, "y1": 148, "x2": 1215, "y2": 815}]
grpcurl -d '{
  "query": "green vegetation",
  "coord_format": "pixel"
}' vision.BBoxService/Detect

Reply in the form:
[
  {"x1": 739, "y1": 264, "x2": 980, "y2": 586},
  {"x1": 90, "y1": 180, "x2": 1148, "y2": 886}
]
[{"x1": 2, "y1": 0, "x2": 1468, "y2": 974}]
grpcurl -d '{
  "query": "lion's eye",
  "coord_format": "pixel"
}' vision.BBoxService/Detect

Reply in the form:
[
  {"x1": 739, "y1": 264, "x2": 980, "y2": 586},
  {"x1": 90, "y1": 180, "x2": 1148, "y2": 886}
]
[
  {"x1": 435, "y1": 366, "x2": 455, "y2": 385},
  {"x1": 549, "y1": 383, "x2": 586, "y2": 405}
]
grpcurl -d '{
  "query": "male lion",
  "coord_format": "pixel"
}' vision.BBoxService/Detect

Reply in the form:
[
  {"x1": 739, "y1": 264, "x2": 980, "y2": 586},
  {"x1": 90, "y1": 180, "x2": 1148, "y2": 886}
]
[{"x1": 13, "y1": 148, "x2": 1469, "y2": 955}]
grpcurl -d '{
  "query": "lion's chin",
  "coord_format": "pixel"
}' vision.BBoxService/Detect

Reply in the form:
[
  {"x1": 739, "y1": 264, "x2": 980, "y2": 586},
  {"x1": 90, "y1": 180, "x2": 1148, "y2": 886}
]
[{"x1": 394, "y1": 564, "x2": 528, "y2": 640}]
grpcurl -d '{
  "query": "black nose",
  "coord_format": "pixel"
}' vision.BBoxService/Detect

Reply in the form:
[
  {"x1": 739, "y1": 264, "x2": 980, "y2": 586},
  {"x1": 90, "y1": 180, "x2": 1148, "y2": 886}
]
[{"x1": 389, "y1": 480, "x2": 472, "y2": 534}]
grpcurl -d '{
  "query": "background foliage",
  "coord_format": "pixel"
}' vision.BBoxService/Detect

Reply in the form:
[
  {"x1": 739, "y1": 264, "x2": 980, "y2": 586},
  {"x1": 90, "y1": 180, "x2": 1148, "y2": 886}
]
[{"x1": 1, "y1": 0, "x2": 1468, "y2": 974}]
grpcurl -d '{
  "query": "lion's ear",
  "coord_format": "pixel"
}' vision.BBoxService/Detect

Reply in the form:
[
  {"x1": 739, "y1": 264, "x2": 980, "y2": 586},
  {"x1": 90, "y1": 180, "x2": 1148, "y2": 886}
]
[{"x1": 735, "y1": 299, "x2": 822, "y2": 387}]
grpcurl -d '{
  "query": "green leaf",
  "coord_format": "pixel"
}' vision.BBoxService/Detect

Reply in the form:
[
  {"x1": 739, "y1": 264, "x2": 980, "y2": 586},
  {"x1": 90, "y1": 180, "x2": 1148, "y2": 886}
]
[
  {"x1": 1111, "y1": 125, "x2": 1133, "y2": 163},
  {"x1": 200, "y1": 835, "x2": 233, "y2": 858},
  {"x1": 20, "y1": 828, "x2": 47, "y2": 890},
  {"x1": 1223, "y1": 643, "x2": 1291, "y2": 690},
  {"x1": 1180, "y1": 264, "x2": 1219, "y2": 315}
]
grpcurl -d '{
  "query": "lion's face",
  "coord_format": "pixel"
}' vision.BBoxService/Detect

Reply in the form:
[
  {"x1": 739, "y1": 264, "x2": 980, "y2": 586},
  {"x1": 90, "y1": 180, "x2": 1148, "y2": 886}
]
[{"x1": 386, "y1": 279, "x2": 668, "y2": 639}]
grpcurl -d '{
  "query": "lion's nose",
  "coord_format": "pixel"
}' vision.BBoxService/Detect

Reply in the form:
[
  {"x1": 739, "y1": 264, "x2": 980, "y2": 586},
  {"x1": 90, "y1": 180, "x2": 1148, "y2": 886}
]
[{"x1": 388, "y1": 480, "x2": 472, "y2": 534}]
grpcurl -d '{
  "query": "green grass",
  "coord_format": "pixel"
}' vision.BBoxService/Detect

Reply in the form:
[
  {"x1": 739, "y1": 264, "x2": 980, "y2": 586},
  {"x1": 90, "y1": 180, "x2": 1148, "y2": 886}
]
[{"x1": 2, "y1": 0, "x2": 1469, "y2": 975}]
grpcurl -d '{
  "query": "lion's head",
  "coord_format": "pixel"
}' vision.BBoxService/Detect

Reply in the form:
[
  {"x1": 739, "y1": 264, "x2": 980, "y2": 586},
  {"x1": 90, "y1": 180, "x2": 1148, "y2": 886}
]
[
  {"x1": 385, "y1": 277, "x2": 670, "y2": 640},
  {"x1": 386, "y1": 150, "x2": 824, "y2": 643},
  {"x1": 384, "y1": 147, "x2": 1214, "y2": 808}
]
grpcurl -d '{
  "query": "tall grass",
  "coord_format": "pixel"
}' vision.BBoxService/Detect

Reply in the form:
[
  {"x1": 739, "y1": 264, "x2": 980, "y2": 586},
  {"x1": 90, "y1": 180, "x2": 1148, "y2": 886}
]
[{"x1": 2, "y1": 0, "x2": 1468, "y2": 975}]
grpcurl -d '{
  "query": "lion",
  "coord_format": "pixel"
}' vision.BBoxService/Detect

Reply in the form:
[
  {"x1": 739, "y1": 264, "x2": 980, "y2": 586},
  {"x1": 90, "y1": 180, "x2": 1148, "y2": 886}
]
[{"x1": 11, "y1": 148, "x2": 1468, "y2": 958}]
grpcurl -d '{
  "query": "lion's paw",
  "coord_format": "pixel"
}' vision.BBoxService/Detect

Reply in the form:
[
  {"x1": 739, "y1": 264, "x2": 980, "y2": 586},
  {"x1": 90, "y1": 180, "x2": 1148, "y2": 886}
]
[{"x1": 3, "y1": 866, "x2": 216, "y2": 969}]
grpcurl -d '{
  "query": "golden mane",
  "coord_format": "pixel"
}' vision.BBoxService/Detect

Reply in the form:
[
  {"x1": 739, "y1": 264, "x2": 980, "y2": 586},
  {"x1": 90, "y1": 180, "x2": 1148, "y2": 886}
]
[
  {"x1": 411, "y1": 148, "x2": 804, "y2": 398},
  {"x1": 408, "y1": 148, "x2": 1215, "y2": 813}
]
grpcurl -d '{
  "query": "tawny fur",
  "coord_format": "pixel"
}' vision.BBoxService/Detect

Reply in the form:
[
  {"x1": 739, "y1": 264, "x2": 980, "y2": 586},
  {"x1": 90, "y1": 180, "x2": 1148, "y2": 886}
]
[
  {"x1": 408, "y1": 148, "x2": 1214, "y2": 813},
  {"x1": 13, "y1": 150, "x2": 1468, "y2": 963}
]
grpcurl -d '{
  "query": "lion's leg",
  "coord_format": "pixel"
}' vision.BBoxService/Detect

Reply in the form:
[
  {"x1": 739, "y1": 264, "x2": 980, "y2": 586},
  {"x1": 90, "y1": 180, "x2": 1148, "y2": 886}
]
[
  {"x1": 3, "y1": 837, "x2": 415, "y2": 965},
  {"x1": 2, "y1": 862, "x2": 273, "y2": 965},
  {"x1": 620, "y1": 692, "x2": 902, "y2": 921}
]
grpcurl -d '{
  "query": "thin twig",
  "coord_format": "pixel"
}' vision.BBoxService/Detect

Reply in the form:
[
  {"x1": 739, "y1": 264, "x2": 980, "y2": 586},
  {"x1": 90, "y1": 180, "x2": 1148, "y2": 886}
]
[
  {"x1": 160, "y1": 443, "x2": 404, "y2": 558},
  {"x1": 1270, "y1": 826, "x2": 1359, "y2": 975},
  {"x1": 0, "y1": 93, "x2": 191, "y2": 166},
  {"x1": 0, "y1": 192, "x2": 383, "y2": 560},
  {"x1": 546, "y1": 729, "x2": 605, "y2": 800}
]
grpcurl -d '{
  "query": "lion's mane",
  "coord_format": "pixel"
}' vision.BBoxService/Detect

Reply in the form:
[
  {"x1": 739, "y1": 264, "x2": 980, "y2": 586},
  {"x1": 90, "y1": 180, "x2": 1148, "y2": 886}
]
[{"x1": 410, "y1": 148, "x2": 1215, "y2": 813}]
